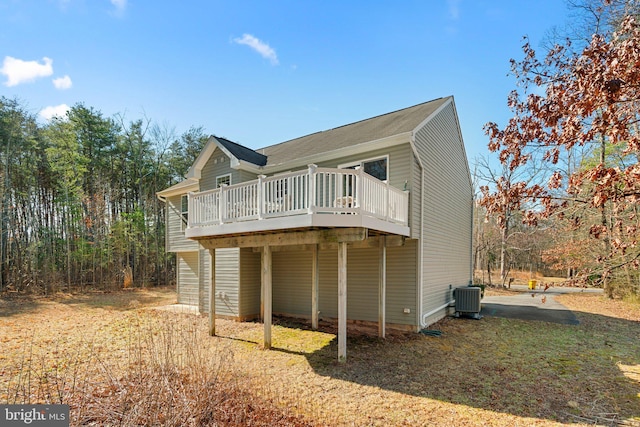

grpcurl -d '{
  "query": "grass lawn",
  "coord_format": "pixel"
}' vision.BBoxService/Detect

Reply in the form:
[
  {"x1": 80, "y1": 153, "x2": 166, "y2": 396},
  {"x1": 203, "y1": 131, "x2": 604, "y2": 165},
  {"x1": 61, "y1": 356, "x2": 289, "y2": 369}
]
[{"x1": 0, "y1": 286, "x2": 638, "y2": 426}]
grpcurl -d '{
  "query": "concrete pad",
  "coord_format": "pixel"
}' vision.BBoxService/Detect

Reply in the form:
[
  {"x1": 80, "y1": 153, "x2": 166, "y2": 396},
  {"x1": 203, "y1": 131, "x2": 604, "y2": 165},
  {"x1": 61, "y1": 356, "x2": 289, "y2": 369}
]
[
  {"x1": 153, "y1": 303, "x2": 200, "y2": 315},
  {"x1": 480, "y1": 286, "x2": 602, "y2": 325}
]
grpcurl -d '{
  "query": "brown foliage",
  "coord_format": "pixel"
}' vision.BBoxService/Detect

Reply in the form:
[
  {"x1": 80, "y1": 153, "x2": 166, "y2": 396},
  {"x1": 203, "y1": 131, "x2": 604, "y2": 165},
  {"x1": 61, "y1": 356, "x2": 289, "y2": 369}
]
[{"x1": 481, "y1": 12, "x2": 640, "y2": 288}]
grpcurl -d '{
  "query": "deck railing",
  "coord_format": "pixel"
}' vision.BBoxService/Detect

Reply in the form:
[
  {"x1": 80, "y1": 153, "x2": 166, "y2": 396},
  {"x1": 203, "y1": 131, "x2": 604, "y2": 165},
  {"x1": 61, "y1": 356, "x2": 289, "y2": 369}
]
[{"x1": 188, "y1": 164, "x2": 408, "y2": 229}]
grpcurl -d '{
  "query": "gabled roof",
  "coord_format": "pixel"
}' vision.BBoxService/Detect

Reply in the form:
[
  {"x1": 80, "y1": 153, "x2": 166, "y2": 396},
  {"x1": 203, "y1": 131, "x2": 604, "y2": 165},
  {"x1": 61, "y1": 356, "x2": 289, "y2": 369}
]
[
  {"x1": 216, "y1": 136, "x2": 267, "y2": 166},
  {"x1": 183, "y1": 96, "x2": 452, "y2": 180},
  {"x1": 258, "y1": 97, "x2": 450, "y2": 167}
]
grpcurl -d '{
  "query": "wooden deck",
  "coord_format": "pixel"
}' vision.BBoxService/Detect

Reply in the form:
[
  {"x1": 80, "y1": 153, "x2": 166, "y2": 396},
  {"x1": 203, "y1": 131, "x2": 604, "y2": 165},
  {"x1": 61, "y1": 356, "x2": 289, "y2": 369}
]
[{"x1": 186, "y1": 165, "x2": 410, "y2": 239}]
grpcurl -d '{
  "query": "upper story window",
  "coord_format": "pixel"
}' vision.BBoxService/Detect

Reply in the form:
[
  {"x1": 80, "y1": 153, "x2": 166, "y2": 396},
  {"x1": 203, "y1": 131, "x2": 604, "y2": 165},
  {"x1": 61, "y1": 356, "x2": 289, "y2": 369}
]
[
  {"x1": 363, "y1": 158, "x2": 388, "y2": 182},
  {"x1": 216, "y1": 174, "x2": 231, "y2": 188},
  {"x1": 180, "y1": 195, "x2": 189, "y2": 231},
  {"x1": 339, "y1": 156, "x2": 388, "y2": 182}
]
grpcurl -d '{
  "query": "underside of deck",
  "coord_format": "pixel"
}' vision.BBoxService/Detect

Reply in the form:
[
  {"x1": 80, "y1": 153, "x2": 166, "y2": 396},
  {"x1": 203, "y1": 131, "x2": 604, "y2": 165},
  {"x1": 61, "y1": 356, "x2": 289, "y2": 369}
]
[{"x1": 186, "y1": 212, "x2": 410, "y2": 240}]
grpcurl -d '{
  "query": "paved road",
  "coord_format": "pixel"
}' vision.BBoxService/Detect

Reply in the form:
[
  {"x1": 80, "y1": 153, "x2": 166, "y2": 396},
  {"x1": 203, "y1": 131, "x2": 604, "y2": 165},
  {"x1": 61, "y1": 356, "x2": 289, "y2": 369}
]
[{"x1": 480, "y1": 285, "x2": 603, "y2": 325}]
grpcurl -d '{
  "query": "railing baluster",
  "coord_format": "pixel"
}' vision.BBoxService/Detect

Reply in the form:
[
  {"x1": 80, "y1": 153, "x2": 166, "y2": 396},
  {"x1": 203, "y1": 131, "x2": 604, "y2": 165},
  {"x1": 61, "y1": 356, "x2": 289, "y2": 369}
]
[
  {"x1": 187, "y1": 166, "x2": 408, "y2": 229},
  {"x1": 258, "y1": 175, "x2": 265, "y2": 219}
]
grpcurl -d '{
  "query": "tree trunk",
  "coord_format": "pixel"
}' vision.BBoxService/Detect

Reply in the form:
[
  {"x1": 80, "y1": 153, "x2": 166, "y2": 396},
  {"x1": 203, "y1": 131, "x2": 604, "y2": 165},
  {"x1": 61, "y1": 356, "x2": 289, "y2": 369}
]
[{"x1": 500, "y1": 226, "x2": 508, "y2": 286}]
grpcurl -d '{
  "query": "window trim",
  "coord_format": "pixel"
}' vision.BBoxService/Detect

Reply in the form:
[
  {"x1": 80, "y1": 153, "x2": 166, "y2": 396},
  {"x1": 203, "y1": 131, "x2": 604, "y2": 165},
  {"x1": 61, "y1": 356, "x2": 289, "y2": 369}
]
[
  {"x1": 216, "y1": 173, "x2": 232, "y2": 188},
  {"x1": 338, "y1": 155, "x2": 389, "y2": 182}
]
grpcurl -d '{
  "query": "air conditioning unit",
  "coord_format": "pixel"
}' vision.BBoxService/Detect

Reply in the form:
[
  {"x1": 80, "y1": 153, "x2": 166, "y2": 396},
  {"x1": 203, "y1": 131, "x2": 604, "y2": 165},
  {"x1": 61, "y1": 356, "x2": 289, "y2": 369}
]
[{"x1": 454, "y1": 286, "x2": 482, "y2": 319}]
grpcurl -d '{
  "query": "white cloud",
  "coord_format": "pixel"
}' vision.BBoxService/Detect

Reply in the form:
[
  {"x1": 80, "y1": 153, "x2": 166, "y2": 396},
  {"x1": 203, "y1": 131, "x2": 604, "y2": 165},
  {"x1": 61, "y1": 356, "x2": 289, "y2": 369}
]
[
  {"x1": 53, "y1": 75, "x2": 73, "y2": 90},
  {"x1": 40, "y1": 104, "x2": 70, "y2": 121},
  {"x1": 1, "y1": 56, "x2": 54, "y2": 87},
  {"x1": 233, "y1": 34, "x2": 279, "y2": 65},
  {"x1": 110, "y1": 0, "x2": 127, "y2": 16}
]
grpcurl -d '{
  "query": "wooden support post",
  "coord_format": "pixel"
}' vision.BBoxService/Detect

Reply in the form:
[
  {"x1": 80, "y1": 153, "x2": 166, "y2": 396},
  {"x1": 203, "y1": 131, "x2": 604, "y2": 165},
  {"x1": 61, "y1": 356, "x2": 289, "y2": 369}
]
[
  {"x1": 262, "y1": 245, "x2": 272, "y2": 349},
  {"x1": 378, "y1": 236, "x2": 386, "y2": 338},
  {"x1": 260, "y1": 271, "x2": 264, "y2": 322},
  {"x1": 209, "y1": 249, "x2": 216, "y2": 336},
  {"x1": 311, "y1": 244, "x2": 319, "y2": 330},
  {"x1": 337, "y1": 241, "x2": 347, "y2": 362}
]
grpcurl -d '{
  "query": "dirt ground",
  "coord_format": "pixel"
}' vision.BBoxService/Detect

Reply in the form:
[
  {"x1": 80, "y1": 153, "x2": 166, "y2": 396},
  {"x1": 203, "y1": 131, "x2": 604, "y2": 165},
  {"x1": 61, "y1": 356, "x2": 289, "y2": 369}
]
[{"x1": 1, "y1": 286, "x2": 639, "y2": 426}]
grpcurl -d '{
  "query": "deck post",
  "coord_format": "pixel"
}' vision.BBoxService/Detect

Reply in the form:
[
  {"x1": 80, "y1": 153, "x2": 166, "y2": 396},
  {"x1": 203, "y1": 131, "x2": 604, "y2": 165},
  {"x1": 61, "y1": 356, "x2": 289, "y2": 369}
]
[
  {"x1": 262, "y1": 245, "x2": 272, "y2": 349},
  {"x1": 307, "y1": 164, "x2": 317, "y2": 214},
  {"x1": 378, "y1": 236, "x2": 386, "y2": 338},
  {"x1": 311, "y1": 244, "x2": 319, "y2": 330},
  {"x1": 209, "y1": 249, "x2": 216, "y2": 336},
  {"x1": 337, "y1": 241, "x2": 347, "y2": 362}
]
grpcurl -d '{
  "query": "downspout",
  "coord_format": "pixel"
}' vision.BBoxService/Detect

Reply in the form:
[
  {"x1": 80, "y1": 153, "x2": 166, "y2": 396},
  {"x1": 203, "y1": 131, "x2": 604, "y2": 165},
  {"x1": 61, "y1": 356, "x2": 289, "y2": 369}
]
[
  {"x1": 409, "y1": 130, "x2": 426, "y2": 329},
  {"x1": 419, "y1": 167, "x2": 427, "y2": 328},
  {"x1": 412, "y1": 128, "x2": 455, "y2": 328},
  {"x1": 422, "y1": 298, "x2": 455, "y2": 322},
  {"x1": 410, "y1": 131, "x2": 427, "y2": 329},
  {"x1": 470, "y1": 194, "x2": 474, "y2": 285}
]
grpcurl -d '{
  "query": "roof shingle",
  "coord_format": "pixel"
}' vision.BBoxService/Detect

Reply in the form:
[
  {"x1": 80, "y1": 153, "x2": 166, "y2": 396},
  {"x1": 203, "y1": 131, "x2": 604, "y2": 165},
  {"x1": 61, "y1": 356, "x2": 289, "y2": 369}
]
[
  {"x1": 215, "y1": 136, "x2": 268, "y2": 166},
  {"x1": 257, "y1": 97, "x2": 449, "y2": 166}
]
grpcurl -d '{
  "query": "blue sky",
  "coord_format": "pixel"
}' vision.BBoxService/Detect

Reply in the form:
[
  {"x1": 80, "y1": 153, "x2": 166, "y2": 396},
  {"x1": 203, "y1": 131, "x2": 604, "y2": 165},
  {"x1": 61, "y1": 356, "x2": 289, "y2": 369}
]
[{"x1": 0, "y1": 0, "x2": 571, "y2": 164}]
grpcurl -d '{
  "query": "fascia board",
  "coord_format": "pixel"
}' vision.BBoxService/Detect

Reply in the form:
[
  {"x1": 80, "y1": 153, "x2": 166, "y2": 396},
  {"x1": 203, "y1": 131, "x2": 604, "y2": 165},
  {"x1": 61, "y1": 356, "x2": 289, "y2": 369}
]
[
  {"x1": 156, "y1": 178, "x2": 199, "y2": 198},
  {"x1": 411, "y1": 96, "x2": 453, "y2": 140},
  {"x1": 186, "y1": 136, "x2": 218, "y2": 179}
]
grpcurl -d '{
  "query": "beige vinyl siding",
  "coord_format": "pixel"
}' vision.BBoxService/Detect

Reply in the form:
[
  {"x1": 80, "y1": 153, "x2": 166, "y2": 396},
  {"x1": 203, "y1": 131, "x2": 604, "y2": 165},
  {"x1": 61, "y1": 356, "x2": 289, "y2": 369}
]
[
  {"x1": 239, "y1": 248, "x2": 261, "y2": 318},
  {"x1": 344, "y1": 247, "x2": 379, "y2": 322},
  {"x1": 413, "y1": 100, "x2": 473, "y2": 325},
  {"x1": 318, "y1": 249, "x2": 338, "y2": 318},
  {"x1": 198, "y1": 249, "x2": 210, "y2": 314},
  {"x1": 237, "y1": 169, "x2": 258, "y2": 183},
  {"x1": 211, "y1": 248, "x2": 240, "y2": 317},
  {"x1": 166, "y1": 195, "x2": 200, "y2": 252},
  {"x1": 200, "y1": 149, "x2": 258, "y2": 191},
  {"x1": 386, "y1": 239, "x2": 418, "y2": 326},
  {"x1": 273, "y1": 251, "x2": 312, "y2": 317},
  {"x1": 315, "y1": 247, "x2": 382, "y2": 322},
  {"x1": 260, "y1": 244, "x2": 416, "y2": 325},
  {"x1": 198, "y1": 248, "x2": 250, "y2": 317},
  {"x1": 177, "y1": 252, "x2": 199, "y2": 306}
]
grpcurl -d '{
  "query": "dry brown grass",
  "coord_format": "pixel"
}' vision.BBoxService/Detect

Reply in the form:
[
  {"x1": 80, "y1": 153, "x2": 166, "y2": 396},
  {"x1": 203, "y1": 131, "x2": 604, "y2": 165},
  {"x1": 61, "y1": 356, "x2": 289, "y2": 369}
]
[
  {"x1": 1, "y1": 286, "x2": 639, "y2": 426},
  {"x1": 0, "y1": 288, "x2": 313, "y2": 426}
]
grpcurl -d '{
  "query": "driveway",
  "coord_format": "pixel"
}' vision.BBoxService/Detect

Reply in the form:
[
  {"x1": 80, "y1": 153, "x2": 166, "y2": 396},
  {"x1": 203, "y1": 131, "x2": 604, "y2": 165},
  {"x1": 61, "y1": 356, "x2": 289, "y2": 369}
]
[{"x1": 481, "y1": 285, "x2": 603, "y2": 325}]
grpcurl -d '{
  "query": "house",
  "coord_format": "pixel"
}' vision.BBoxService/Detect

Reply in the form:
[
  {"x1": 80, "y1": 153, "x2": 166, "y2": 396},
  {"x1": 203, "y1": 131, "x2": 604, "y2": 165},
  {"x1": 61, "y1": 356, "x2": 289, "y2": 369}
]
[{"x1": 157, "y1": 96, "x2": 473, "y2": 361}]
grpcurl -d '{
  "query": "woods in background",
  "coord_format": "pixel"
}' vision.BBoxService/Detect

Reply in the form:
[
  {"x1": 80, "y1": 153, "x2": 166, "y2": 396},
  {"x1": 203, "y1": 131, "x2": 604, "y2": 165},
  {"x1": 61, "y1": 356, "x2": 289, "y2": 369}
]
[
  {"x1": 477, "y1": 0, "x2": 640, "y2": 298},
  {"x1": 0, "y1": 99, "x2": 208, "y2": 293}
]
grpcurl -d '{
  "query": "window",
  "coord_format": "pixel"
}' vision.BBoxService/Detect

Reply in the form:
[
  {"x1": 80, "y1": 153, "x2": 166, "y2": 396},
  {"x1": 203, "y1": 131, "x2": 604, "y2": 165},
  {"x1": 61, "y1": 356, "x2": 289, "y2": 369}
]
[
  {"x1": 363, "y1": 158, "x2": 388, "y2": 181},
  {"x1": 337, "y1": 156, "x2": 389, "y2": 200},
  {"x1": 180, "y1": 195, "x2": 189, "y2": 231},
  {"x1": 339, "y1": 156, "x2": 389, "y2": 182},
  {"x1": 216, "y1": 174, "x2": 231, "y2": 188}
]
